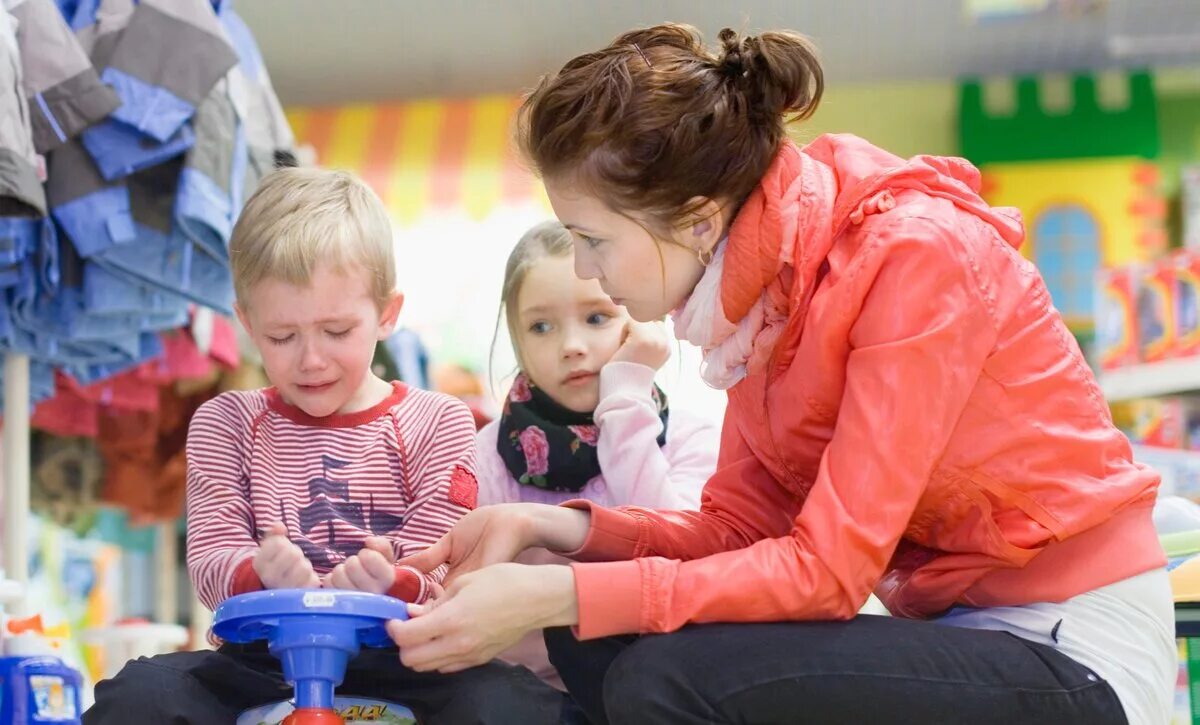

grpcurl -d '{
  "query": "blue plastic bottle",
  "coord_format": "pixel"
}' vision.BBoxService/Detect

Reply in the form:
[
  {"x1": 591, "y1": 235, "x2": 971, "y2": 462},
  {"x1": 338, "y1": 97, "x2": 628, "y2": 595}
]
[{"x1": 0, "y1": 653, "x2": 83, "y2": 723}]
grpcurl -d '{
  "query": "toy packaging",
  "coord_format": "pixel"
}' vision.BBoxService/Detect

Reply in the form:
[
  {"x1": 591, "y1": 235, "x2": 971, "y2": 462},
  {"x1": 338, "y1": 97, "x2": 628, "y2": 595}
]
[
  {"x1": 1141, "y1": 258, "x2": 1178, "y2": 363},
  {"x1": 1177, "y1": 251, "x2": 1200, "y2": 358},
  {"x1": 1114, "y1": 397, "x2": 1187, "y2": 449},
  {"x1": 1096, "y1": 265, "x2": 1142, "y2": 369},
  {"x1": 0, "y1": 609, "x2": 84, "y2": 724}
]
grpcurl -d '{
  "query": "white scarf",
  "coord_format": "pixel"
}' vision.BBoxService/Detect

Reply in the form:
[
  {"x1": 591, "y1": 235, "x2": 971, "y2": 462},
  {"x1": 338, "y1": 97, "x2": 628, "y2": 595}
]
[{"x1": 670, "y1": 242, "x2": 767, "y2": 390}]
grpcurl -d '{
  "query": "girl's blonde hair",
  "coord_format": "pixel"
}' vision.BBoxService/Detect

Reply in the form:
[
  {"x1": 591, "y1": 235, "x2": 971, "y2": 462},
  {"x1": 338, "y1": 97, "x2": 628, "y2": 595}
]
[{"x1": 490, "y1": 220, "x2": 574, "y2": 381}]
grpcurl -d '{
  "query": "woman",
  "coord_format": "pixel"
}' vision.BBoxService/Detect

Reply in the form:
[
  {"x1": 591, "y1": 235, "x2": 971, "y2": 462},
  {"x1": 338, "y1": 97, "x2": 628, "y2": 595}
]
[{"x1": 388, "y1": 24, "x2": 1173, "y2": 724}]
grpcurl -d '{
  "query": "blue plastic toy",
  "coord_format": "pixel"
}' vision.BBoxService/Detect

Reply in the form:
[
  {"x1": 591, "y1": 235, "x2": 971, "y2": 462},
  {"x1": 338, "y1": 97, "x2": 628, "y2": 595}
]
[
  {"x1": 0, "y1": 654, "x2": 84, "y2": 724},
  {"x1": 213, "y1": 589, "x2": 408, "y2": 725}
]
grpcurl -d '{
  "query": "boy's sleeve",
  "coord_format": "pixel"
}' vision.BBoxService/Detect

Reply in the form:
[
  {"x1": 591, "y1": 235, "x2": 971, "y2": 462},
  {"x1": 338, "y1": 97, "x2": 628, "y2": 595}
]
[
  {"x1": 185, "y1": 394, "x2": 263, "y2": 612},
  {"x1": 386, "y1": 395, "x2": 478, "y2": 603}
]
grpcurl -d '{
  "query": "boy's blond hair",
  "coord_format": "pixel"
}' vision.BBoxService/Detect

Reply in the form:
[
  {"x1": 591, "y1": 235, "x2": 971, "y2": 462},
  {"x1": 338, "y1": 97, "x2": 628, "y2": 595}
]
[{"x1": 230, "y1": 167, "x2": 395, "y2": 308}]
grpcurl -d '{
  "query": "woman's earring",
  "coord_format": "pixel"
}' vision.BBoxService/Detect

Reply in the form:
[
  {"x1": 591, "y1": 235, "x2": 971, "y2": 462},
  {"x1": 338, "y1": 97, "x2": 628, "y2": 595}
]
[{"x1": 697, "y1": 247, "x2": 714, "y2": 267}]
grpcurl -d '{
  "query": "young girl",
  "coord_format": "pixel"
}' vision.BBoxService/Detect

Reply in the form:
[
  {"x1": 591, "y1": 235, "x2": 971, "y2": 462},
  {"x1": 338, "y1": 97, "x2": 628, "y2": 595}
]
[
  {"x1": 390, "y1": 25, "x2": 1174, "y2": 724},
  {"x1": 476, "y1": 220, "x2": 718, "y2": 686}
]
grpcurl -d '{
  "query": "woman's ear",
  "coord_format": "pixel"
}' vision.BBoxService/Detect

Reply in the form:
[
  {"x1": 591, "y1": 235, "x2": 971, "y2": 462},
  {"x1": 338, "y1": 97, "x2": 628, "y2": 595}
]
[{"x1": 682, "y1": 196, "x2": 728, "y2": 258}]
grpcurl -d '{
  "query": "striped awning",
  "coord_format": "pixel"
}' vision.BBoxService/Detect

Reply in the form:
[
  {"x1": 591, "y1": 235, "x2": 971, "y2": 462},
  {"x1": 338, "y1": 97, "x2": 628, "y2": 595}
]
[{"x1": 285, "y1": 95, "x2": 549, "y2": 225}]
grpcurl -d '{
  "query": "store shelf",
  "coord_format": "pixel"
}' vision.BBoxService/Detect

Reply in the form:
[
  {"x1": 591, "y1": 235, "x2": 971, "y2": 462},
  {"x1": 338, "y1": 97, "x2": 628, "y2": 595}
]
[
  {"x1": 1132, "y1": 445, "x2": 1200, "y2": 499},
  {"x1": 1133, "y1": 445, "x2": 1200, "y2": 467},
  {"x1": 1099, "y1": 357, "x2": 1200, "y2": 402}
]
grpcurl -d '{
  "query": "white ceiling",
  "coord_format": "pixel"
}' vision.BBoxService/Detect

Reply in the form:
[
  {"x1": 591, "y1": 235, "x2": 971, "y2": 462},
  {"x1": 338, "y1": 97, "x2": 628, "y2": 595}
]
[{"x1": 237, "y1": 0, "x2": 1200, "y2": 106}]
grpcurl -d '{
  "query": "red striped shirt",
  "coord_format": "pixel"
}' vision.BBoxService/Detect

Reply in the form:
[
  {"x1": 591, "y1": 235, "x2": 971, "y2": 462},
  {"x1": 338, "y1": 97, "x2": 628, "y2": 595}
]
[{"x1": 185, "y1": 382, "x2": 476, "y2": 611}]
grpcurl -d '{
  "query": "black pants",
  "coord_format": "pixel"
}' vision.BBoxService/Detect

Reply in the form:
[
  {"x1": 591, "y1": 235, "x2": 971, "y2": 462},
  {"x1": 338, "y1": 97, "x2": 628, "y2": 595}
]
[
  {"x1": 83, "y1": 641, "x2": 567, "y2": 725},
  {"x1": 545, "y1": 615, "x2": 1128, "y2": 725}
]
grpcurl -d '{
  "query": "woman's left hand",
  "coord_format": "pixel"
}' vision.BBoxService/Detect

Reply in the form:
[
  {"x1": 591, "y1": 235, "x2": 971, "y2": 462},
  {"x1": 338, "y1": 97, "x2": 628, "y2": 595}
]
[{"x1": 385, "y1": 563, "x2": 578, "y2": 673}]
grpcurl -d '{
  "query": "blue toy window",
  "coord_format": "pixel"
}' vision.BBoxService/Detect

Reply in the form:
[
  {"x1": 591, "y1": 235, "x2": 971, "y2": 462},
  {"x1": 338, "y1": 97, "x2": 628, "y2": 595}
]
[{"x1": 1034, "y1": 205, "x2": 1102, "y2": 325}]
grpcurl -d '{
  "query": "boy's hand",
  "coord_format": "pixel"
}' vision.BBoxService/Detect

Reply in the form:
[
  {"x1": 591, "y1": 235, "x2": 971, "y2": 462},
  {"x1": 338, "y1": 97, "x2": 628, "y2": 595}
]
[
  {"x1": 325, "y1": 537, "x2": 396, "y2": 594},
  {"x1": 253, "y1": 522, "x2": 320, "y2": 589},
  {"x1": 608, "y1": 320, "x2": 670, "y2": 371}
]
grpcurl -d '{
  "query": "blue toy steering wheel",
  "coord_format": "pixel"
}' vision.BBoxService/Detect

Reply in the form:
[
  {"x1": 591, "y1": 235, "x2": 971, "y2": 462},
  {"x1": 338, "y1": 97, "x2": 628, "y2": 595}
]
[{"x1": 213, "y1": 589, "x2": 408, "y2": 719}]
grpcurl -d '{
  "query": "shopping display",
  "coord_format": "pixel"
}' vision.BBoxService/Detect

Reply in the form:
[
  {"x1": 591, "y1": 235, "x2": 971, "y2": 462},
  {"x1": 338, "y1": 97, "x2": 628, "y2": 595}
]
[{"x1": 0, "y1": 4, "x2": 1193, "y2": 723}]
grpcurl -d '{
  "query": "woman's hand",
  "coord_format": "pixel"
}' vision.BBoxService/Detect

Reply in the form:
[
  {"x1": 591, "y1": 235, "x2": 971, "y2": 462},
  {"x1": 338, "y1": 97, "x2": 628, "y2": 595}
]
[
  {"x1": 398, "y1": 503, "x2": 590, "y2": 587},
  {"x1": 386, "y1": 563, "x2": 577, "y2": 673}
]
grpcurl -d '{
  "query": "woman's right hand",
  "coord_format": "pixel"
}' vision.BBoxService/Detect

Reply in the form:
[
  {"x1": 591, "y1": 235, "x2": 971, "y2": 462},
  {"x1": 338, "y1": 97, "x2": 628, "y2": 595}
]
[{"x1": 398, "y1": 503, "x2": 590, "y2": 586}]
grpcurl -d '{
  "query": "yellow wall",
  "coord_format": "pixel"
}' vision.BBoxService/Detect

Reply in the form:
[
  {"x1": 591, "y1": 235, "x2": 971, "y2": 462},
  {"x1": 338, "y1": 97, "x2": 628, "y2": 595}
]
[
  {"x1": 982, "y1": 157, "x2": 1151, "y2": 266},
  {"x1": 795, "y1": 80, "x2": 959, "y2": 157}
]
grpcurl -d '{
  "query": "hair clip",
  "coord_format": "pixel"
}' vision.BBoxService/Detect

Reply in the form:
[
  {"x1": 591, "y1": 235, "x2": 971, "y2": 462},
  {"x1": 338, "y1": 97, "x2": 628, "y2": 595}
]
[{"x1": 632, "y1": 43, "x2": 653, "y2": 68}]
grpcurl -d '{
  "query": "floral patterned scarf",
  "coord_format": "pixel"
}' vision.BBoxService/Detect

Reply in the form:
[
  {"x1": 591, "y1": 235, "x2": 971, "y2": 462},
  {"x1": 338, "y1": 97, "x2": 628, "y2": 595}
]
[{"x1": 496, "y1": 373, "x2": 669, "y2": 493}]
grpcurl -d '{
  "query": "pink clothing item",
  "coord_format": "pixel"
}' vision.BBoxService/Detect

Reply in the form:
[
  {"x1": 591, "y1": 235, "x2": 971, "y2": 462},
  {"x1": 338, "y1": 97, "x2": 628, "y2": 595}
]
[
  {"x1": 31, "y1": 323, "x2": 240, "y2": 438},
  {"x1": 671, "y1": 241, "x2": 764, "y2": 389},
  {"x1": 208, "y1": 315, "x2": 240, "y2": 369},
  {"x1": 563, "y1": 134, "x2": 1164, "y2": 640},
  {"x1": 476, "y1": 362, "x2": 718, "y2": 509},
  {"x1": 476, "y1": 361, "x2": 718, "y2": 684},
  {"x1": 187, "y1": 382, "x2": 477, "y2": 611}
]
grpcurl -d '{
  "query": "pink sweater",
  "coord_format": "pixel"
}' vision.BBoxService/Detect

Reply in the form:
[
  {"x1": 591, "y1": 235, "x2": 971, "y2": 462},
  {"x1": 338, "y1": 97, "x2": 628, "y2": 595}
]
[{"x1": 476, "y1": 361, "x2": 719, "y2": 686}]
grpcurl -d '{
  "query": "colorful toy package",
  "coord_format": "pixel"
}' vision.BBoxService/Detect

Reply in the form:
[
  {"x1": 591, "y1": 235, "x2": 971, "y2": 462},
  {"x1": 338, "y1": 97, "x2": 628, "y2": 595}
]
[
  {"x1": 1141, "y1": 259, "x2": 1178, "y2": 362},
  {"x1": 1095, "y1": 265, "x2": 1141, "y2": 369},
  {"x1": 1113, "y1": 397, "x2": 1188, "y2": 449},
  {"x1": 1177, "y1": 251, "x2": 1200, "y2": 358}
]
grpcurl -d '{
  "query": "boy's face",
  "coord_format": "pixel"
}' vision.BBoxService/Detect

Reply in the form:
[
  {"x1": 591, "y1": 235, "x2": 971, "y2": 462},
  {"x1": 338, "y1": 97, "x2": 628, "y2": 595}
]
[{"x1": 237, "y1": 263, "x2": 403, "y2": 417}]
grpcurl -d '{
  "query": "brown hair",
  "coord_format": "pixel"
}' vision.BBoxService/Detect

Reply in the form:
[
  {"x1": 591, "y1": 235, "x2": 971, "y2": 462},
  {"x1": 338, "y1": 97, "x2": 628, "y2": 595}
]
[
  {"x1": 518, "y1": 24, "x2": 823, "y2": 228},
  {"x1": 489, "y1": 220, "x2": 575, "y2": 381}
]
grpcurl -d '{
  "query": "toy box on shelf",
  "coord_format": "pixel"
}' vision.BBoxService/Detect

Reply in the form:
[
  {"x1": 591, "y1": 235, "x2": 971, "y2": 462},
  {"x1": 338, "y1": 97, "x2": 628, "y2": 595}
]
[
  {"x1": 1114, "y1": 394, "x2": 1200, "y2": 501},
  {"x1": 1095, "y1": 250, "x2": 1200, "y2": 373}
]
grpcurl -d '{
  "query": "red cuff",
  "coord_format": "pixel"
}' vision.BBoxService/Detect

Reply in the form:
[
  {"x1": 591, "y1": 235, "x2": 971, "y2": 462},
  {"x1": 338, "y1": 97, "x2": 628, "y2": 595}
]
[
  {"x1": 387, "y1": 565, "x2": 426, "y2": 603},
  {"x1": 230, "y1": 558, "x2": 264, "y2": 595},
  {"x1": 571, "y1": 560, "x2": 645, "y2": 640},
  {"x1": 560, "y1": 500, "x2": 644, "y2": 562}
]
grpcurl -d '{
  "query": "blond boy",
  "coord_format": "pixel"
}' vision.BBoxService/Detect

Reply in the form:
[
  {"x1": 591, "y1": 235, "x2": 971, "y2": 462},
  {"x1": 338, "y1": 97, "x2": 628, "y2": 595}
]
[{"x1": 84, "y1": 168, "x2": 565, "y2": 724}]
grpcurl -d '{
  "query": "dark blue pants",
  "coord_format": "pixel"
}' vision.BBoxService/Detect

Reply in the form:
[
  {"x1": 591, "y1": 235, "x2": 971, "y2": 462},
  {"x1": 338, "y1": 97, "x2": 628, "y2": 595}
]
[{"x1": 545, "y1": 615, "x2": 1127, "y2": 725}]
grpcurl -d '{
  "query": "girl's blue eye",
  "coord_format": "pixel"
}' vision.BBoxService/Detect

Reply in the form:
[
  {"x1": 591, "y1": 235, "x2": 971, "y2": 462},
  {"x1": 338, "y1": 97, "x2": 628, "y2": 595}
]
[
  {"x1": 529, "y1": 321, "x2": 551, "y2": 334},
  {"x1": 587, "y1": 313, "x2": 610, "y2": 325}
]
